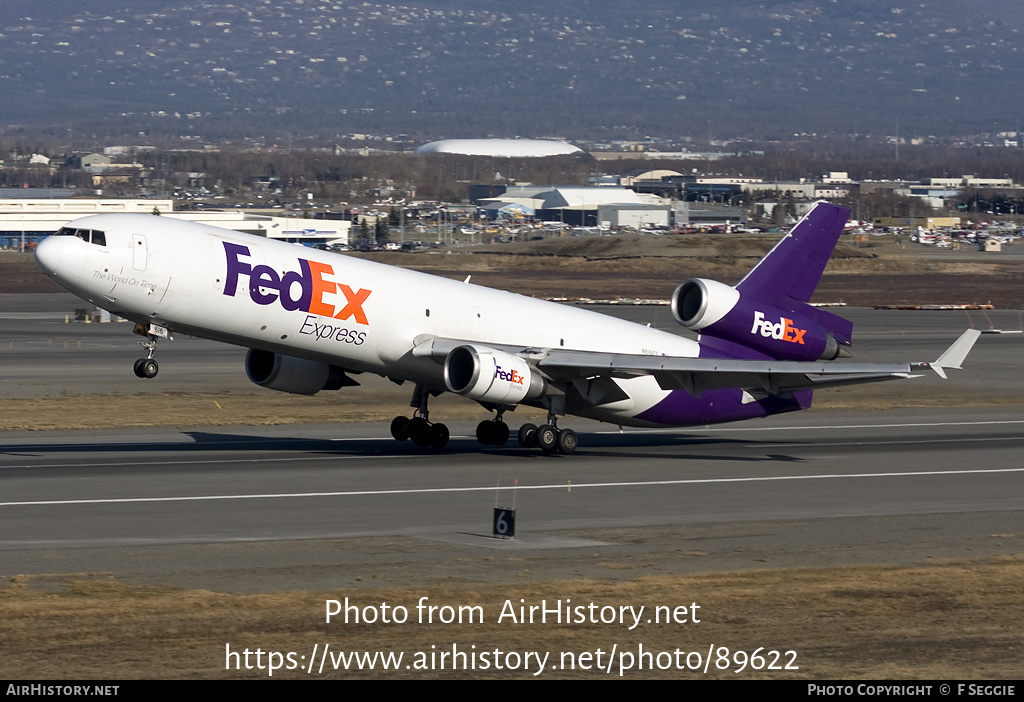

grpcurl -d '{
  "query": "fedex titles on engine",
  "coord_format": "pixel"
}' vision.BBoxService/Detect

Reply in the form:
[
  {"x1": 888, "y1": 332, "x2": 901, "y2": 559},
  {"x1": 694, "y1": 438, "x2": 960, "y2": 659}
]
[
  {"x1": 222, "y1": 242, "x2": 372, "y2": 324},
  {"x1": 750, "y1": 310, "x2": 806, "y2": 345},
  {"x1": 494, "y1": 364, "x2": 525, "y2": 386}
]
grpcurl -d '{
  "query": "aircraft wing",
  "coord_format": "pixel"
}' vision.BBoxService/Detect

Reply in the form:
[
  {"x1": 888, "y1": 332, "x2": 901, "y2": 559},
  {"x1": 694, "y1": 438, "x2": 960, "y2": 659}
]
[
  {"x1": 414, "y1": 330, "x2": 980, "y2": 398},
  {"x1": 538, "y1": 352, "x2": 918, "y2": 396}
]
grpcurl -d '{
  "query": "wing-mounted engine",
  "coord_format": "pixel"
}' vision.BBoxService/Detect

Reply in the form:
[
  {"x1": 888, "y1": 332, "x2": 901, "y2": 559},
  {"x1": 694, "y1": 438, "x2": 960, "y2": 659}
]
[
  {"x1": 443, "y1": 344, "x2": 547, "y2": 405},
  {"x1": 671, "y1": 278, "x2": 845, "y2": 361},
  {"x1": 245, "y1": 349, "x2": 357, "y2": 395}
]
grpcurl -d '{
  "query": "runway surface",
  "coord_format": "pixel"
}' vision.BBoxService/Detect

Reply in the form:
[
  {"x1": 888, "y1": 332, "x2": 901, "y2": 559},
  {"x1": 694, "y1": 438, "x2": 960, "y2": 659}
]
[
  {"x1": 1, "y1": 294, "x2": 1022, "y2": 591},
  {"x1": 2, "y1": 410, "x2": 1023, "y2": 590}
]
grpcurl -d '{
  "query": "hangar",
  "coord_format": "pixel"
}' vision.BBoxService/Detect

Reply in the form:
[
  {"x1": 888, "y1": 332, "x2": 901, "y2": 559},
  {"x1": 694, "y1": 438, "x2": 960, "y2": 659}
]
[{"x1": 477, "y1": 186, "x2": 671, "y2": 227}]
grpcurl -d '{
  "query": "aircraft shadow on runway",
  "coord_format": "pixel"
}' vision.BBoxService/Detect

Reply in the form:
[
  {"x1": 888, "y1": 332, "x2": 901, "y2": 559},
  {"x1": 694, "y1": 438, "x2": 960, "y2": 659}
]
[{"x1": 0, "y1": 429, "x2": 807, "y2": 465}]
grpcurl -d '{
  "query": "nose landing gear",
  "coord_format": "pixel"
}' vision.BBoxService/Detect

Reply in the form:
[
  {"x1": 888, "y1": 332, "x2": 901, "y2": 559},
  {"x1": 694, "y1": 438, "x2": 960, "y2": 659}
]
[
  {"x1": 133, "y1": 331, "x2": 160, "y2": 379},
  {"x1": 133, "y1": 356, "x2": 159, "y2": 379}
]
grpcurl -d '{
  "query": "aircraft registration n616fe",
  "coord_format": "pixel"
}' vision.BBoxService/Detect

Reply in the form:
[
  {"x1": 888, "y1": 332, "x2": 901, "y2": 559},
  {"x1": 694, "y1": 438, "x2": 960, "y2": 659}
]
[{"x1": 33, "y1": 202, "x2": 979, "y2": 454}]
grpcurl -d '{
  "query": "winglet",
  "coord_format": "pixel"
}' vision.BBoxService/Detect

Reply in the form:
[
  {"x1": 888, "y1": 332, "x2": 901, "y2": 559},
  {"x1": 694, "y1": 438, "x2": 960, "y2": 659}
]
[{"x1": 927, "y1": 329, "x2": 982, "y2": 379}]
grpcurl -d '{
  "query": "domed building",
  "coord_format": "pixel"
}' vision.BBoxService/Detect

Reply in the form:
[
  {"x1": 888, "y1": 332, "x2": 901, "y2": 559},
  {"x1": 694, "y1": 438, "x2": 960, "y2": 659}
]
[{"x1": 414, "y1": 139, "x2": 583, "y2": 158}]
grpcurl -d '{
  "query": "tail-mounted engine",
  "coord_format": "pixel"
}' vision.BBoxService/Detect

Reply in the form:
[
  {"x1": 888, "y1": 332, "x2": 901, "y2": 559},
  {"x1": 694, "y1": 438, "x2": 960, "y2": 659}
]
[
  {"x1": 245, "y1": 349, "x2": 356, "y2": 395},
  {"x1": 671, "y1": 278, "x2": 847, "y2": 361},
  {"x1": 443, "y1": 344, "x2": 546, "y2": 405}
]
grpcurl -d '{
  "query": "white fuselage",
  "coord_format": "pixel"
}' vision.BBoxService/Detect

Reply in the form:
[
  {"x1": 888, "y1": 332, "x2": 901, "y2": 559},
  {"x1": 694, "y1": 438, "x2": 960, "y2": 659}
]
[{"x1": 35, "y1": 214, "x2": 701, "y2": 425}]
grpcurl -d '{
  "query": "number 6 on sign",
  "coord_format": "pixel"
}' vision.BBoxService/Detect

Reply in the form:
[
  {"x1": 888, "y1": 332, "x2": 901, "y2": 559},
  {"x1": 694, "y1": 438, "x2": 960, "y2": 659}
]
[{"x1": 493, "y1": 508, "x2": 515, "y2": 539}]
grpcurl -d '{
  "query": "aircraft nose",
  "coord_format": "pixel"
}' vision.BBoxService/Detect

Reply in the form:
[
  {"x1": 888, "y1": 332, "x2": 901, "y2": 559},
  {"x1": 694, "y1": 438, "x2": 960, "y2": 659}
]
[{"x1": 33, "y1": 235, "x2": 64, "y2": 277}]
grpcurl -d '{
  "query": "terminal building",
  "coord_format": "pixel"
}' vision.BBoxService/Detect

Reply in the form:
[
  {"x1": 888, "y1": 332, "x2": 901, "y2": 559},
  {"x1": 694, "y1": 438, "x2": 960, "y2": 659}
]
[{"x1": 0, "y1": 198, "x2": 351, "y2": 250}]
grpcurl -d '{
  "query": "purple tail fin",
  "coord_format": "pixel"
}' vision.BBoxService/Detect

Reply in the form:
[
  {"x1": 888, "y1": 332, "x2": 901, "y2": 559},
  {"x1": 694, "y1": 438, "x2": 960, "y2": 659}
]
[
  {"x1": 737, "y1": 202, "x2": 850, "y2": 303},
  {"x1": 736, "y1": 202, "x2": 853, "y2": 345}
]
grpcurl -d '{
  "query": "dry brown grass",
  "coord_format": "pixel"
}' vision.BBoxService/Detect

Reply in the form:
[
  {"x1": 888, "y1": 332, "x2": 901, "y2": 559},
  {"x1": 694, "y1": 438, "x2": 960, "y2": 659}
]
[
  {"x1": 0, "y1": 389, "x2": 1014, "y2": 431},
  {"x1": 2, "y1": 557, "x2": 1021, "y2": 679},
  {"x1": 0, "y1": 392, "x2": 548, "y2": 431},
  {"x1": 354, "y1": 249, "x2": 1024, "y2": 306}
]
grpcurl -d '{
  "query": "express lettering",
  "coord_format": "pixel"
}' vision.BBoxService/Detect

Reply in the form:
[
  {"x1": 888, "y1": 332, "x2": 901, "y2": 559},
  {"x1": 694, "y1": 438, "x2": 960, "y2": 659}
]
[
  {"x1": 750, "y1": 310, "x2": 806, "y2": 344},
  {"x1": 223, "y1": 242, "x2": 371, "y2": 325},
  {"x1": 299, "y1": 315, "x2": 367, "y2": 345}
]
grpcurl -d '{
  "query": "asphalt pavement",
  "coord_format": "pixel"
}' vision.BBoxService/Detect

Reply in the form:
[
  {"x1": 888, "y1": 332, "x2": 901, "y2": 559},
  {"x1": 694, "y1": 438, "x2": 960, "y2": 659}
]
[{"x1": 1, "y1": 293, "x2": 1022, "y2": 592}]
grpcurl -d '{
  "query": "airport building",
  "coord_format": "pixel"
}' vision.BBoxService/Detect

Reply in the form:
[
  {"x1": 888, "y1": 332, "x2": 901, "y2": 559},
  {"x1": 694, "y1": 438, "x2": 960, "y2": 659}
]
[
  {"x1": 0, "y1": 198, "x2": 351, "y2": 250},
  {"x1": 475, "y1": 186, "x2": 671, "y2": 228},
  {"x1": 414, "y1": 139, "x2": 583, "y2": 158}
]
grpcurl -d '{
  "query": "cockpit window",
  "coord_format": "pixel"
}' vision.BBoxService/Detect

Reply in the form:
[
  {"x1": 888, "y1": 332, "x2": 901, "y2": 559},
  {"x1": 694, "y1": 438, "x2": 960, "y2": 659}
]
[{"x1": 53, "y1": 227, "x2": 106, "y2": 247}]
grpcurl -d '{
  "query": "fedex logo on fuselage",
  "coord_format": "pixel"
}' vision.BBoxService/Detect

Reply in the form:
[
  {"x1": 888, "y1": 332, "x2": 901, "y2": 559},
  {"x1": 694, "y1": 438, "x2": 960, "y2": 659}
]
[
  {"x1": 222, "y1": 242, "x2": 372, "y2": 325},
  {"x1": 750, "y1": 311, "x2": 806, "y2": 344},
  {"x1": 494, "y1": 365, "x2": 525, "y2": 385}
]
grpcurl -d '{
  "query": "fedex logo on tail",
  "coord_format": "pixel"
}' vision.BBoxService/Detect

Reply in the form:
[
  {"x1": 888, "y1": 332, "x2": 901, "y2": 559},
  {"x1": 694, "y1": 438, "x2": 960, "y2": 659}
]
[
  {"x1": 751, "y1": 311, "x2": 806, "y2": 344},
  {"x1": 222, "y1": 242, "x2": 372, "y2": 325}
]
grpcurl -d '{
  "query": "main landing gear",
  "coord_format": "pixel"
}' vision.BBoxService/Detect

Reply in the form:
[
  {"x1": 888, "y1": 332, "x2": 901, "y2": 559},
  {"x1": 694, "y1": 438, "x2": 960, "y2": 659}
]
[
  {"x1": 390, "y1": 383, "x2": 449, "y2": 449},
  {"x1": 390, "y1": 415, "x2": 450, "y2": 449},
  {"x1": 476, "y1": 415, "x2": 510, "y2": 446},
  {"x1": 522, "y1": 400, "x2": 578, "y2": 454},
  {"x1": 514, "y1": 421, "x2": 577, "y2": 454},
  {"x1": 388, "y1": 387, "x2": 577, "y2": 454},
  {"x1": 480, "y1": 409, "x2": 578, "y2": 454},
  {"x1": 133, "y1": 333, "x2": 160, "y2": 379}
]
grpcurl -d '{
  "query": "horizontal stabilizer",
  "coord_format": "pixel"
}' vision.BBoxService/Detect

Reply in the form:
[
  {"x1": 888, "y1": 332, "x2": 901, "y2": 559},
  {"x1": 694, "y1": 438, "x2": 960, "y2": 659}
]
[{"x1": 919, "y1": 329, "x2": 981, "y2": 379}]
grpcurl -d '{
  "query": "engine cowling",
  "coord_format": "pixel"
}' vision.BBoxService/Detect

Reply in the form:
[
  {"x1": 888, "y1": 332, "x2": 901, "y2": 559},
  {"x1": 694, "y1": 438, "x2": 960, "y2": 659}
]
[
  {"x1": 671, "y1": 278, "x2": 741, "y2": 331},
  {"x1": 671, "y1": 278, "x2": 842, "y2": 361},
  {"x1": 443, "y1": 344, "x2": 546, "y2": 405},
  {"x1": 245, "y1": 349, "x2": 349, "y2": 395}
]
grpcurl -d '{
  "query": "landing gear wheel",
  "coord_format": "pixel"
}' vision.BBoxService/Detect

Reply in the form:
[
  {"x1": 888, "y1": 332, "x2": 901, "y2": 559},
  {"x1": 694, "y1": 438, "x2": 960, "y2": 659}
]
[
  {"x1": 408, "y1": 417, "x2": 430, "y2": 447},
  {"x1": 134, "y1": 331, "x2": 161, "y2": 379},
  {"x1": 535, "y1": 425, "x2": 558, "y2": 453},
  {"x1": 428, "y1": 423, "x2": 450, "y2": 449},
  {"x1": 476, "y1": 420, "x2": 494, "y2": 445},
  {"x1": 556, "y1": 428, "x2": 578, "y2": 454},
  {"x1": 476, "y1": 420, "x2": 509, "y2": 446},
  {"x1": 491, "y1": 421, "x2": 509, "y2": 446},
  {"x1": 517, "y1": 423, "x2": 537, "y2": 449},
  {"x1": 390, "y1": 416, "x2": 410, "y2": 441}
]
